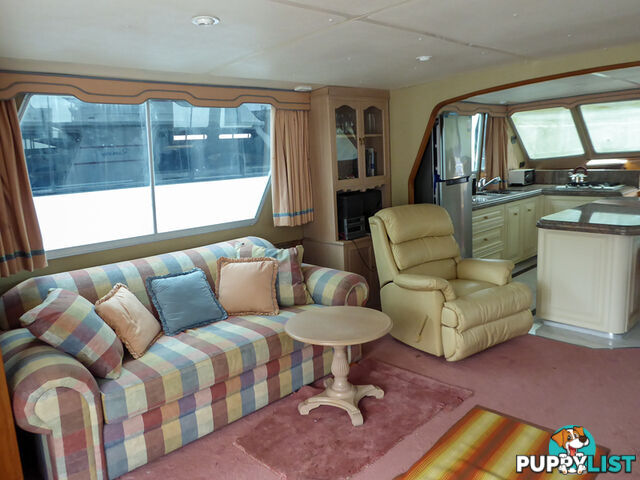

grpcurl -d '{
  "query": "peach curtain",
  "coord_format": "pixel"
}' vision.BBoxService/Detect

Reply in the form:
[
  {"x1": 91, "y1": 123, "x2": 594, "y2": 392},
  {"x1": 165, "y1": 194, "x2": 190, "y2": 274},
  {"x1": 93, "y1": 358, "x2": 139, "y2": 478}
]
[
  {"x1": 271, "y1": 109, "x2": 314, "y2": 227},
  {"x1": 0, "y1": 99, "x2": 47, "y2": 277},
  {"x1": 484, "y1": 116, "x2": 509, "y2": 190}
]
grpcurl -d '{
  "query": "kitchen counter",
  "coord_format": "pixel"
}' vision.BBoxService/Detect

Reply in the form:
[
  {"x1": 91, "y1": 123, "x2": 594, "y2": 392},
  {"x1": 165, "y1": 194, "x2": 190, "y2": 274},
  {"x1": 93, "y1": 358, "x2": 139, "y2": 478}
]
[
  {"x1": 536, "y1": 196, "x2": 640, "y2": 335},
  {"x1": 472, "y1": 183, "x2": 637, "y2": 210},
  {"x1": 537, "y1": 197, "x2": 640, "y2": 235}
]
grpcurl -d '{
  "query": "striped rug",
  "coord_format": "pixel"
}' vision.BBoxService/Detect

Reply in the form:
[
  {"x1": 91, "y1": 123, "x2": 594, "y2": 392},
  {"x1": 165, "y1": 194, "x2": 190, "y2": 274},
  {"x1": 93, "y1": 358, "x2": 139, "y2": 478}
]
[{"x1": 398, "y1": 406, "x2": 607, "y2": 479}]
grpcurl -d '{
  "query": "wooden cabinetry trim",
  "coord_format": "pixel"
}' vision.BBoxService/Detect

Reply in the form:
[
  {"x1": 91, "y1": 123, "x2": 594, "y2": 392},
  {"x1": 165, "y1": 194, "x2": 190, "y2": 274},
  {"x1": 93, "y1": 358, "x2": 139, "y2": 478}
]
[{"x1": 0, "y1": 351, "x2": 23, "y2": 480}]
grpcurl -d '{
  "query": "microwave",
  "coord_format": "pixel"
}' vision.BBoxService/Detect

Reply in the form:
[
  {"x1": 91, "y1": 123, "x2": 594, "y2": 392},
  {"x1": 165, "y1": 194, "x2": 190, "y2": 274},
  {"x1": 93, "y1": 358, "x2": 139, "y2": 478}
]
[{"x1": 508, "y1": 168, "x2": 535, "y2": 186}]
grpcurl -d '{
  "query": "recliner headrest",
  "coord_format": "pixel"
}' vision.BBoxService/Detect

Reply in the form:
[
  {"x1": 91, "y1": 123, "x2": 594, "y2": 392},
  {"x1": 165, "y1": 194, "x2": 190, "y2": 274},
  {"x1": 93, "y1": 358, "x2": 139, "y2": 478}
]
[{"x1": 375, "y1": 204, "x2": 454, "y2": 244}]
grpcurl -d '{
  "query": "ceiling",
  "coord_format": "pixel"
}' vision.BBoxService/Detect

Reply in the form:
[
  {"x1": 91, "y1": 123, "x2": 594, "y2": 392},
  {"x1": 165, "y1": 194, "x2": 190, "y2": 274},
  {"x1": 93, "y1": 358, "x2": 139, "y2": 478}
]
[
  {"x1": 1, "y1": 0, "x2": 639, "y2": 90},
  {"x1": 465, "y1": 66, "x2": 640, "y2": 104}
]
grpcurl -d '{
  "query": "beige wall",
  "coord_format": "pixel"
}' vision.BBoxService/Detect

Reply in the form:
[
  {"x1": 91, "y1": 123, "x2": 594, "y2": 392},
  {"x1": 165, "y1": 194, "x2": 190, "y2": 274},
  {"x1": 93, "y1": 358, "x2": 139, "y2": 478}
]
[
  {"x1": 389, "y1": 42, "x2": 640, "y2": 206},
  {"x1": 0, "y1": 192, "x2": 302, "y2": 294}
]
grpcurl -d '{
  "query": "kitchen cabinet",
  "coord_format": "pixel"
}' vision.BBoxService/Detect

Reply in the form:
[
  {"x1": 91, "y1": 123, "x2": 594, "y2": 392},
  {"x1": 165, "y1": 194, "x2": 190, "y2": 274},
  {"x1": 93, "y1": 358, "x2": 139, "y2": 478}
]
[
  {"x1": 504, "y1": 197, "x2": 540, "y2": 263},
  {"x1": 473, "y1": 196, "x2": 541, "y2": 263},
  {"x1": 302, "y1": 87, "x2": 391, "y2": 310},
  {"x1": 472, "y1": 205, "x2": 505, "y2": 259}
]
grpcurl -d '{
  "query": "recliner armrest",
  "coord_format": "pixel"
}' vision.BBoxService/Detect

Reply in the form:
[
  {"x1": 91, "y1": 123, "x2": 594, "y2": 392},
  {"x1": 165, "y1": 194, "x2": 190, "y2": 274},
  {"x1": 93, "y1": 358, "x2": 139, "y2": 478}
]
[
  {"x1": 393, "y1": 273, "x2": 456, "y2": 301},
  {"x1": 456, "y1": 258, "x2": 514, "y2": 286}
]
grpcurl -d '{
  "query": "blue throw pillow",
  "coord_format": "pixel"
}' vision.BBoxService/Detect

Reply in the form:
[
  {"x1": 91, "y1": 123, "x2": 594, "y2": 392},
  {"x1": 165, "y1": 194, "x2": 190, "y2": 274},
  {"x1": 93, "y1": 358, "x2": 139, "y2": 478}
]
[{"x1": 146, "y1": 268, "x2": 227, "y2": 335}]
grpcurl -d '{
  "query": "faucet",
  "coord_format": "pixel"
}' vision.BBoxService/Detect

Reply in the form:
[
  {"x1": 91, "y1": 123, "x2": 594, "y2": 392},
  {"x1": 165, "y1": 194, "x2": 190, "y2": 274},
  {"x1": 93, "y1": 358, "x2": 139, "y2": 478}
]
[{"x1": 477, "y1": 176, "x2": 502, "y2": 192}]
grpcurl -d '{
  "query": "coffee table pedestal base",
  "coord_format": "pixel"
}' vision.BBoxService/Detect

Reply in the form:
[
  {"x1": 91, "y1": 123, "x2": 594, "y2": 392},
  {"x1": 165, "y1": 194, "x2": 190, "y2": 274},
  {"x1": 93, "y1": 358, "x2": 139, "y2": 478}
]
[{"x1": 297, "y1": 345, "x2": 384, "y2": 426}]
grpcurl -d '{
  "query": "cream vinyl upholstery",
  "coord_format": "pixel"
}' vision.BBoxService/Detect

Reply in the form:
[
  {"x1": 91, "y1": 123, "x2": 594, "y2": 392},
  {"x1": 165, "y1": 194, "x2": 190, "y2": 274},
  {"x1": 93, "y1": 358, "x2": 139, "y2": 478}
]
[{"x1": 370, "y1": 204, "x2": 533, "y2": 361}]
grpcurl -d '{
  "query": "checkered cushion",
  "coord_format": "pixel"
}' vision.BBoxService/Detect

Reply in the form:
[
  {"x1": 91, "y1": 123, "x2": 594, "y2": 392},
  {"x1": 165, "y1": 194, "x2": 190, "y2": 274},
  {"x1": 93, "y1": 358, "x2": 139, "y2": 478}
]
[{"x1": 20, "y1": 288, "x2": 123, "y2": 379}]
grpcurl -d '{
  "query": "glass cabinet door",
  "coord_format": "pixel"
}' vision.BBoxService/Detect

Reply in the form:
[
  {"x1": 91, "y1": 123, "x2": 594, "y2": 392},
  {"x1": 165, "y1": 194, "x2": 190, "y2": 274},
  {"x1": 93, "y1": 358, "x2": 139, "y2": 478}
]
[
  {"x1": 363, "y1": 106, "x2": 384, "y2": 177},
  {"x1": 335, "y1": 105, "x2": 359, "y2": 180}
]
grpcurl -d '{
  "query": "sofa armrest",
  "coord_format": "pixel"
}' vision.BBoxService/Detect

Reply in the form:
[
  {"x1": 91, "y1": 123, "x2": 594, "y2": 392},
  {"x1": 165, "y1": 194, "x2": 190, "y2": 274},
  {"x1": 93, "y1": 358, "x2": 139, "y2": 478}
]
[
  {"x1": 1, "y1": 329, "x2": 107, "y2": 479},
  {"x1": 393, "y1": 273, "x2": 456, "y2": 301},
  {"x1": 456, "y1": 258, "x2": 514, "y2": 286},
  {"x1": 302, "y1": 265, "x2": 369, "y2": 306}
]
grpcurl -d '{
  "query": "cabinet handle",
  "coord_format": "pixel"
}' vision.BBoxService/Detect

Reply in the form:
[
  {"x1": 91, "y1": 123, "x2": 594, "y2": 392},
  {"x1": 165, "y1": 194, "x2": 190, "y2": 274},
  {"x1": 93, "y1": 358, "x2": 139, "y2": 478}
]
[
  {"x1": 527, "y1": 208, "x2": 532, "y2": 212},
  {"x1": 513, "y1": 212, "x2": 518, "y2": 216},
  {"x1": 483, "y1": 215, "x2": 488, "y2": 220},
  {"x1": 483, "y1": 238, "x2": 488, "y2": 242}
]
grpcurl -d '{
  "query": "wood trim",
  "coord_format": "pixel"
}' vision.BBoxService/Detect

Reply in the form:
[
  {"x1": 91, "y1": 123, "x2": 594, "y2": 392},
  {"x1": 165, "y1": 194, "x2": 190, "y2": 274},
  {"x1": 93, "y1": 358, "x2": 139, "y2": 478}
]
[
  {"x1": 0, "y1": 71, "x2": 310, "y2": 110},
  {"x1": 408, "y1": 60, "x2": 640, "y2": 203},
  {"x1": 0, "y1": 351, "x2": 23, "y2": 480}
]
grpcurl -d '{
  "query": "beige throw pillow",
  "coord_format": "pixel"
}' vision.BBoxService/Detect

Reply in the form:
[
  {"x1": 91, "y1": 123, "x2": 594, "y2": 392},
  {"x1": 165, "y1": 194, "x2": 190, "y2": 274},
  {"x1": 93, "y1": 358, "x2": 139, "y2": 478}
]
[
  {"x1": 95, "y1": 283, "x2": 162, "y2": 359},
  {"x1": 216, "y1": 257, "x2": 279, "y2": 316}
]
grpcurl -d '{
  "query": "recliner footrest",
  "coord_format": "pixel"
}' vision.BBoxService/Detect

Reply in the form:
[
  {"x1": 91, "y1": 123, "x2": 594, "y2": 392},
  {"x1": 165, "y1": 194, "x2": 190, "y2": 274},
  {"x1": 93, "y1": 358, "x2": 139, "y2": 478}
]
[{"x1": 441, "y1": 282, "x2": 532, "y2": 332}]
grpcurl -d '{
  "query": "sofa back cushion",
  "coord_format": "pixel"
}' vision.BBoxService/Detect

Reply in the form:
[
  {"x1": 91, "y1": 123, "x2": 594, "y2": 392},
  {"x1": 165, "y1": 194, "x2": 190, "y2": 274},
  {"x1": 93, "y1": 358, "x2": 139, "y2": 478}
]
[{"x1": 0, "y1": 236, "x2": 273, "y2": 331}]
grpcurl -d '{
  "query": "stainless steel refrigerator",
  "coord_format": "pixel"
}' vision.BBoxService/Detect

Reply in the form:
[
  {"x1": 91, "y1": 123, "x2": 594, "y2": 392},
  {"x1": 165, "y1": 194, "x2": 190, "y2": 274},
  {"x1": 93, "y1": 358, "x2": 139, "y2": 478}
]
[{"x1": 414, "y1": 113, "x2": 473, "y2": 258}]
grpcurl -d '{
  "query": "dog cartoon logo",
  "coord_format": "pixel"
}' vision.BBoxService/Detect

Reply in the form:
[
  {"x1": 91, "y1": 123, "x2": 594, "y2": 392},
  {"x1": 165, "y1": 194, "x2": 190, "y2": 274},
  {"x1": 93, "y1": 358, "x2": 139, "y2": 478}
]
[{"x1": 549, "y1": 426, "x2": 596, "y2": 475}]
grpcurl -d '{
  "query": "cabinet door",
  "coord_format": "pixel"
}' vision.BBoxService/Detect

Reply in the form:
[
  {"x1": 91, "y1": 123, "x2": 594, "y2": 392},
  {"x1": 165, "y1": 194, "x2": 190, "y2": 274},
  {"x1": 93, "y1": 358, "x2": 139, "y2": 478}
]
[
  {"x1": 363, "y1": 104, "x2": 385, "y2": 178},
  {"x1": 334, "y1": 103, "x2": 360, "y2": 182},
  {"x1": 521, "y1": 198, "x2": 538, "y2": 259},
  {"x1": 504, "y1": 204, "x2": 522, "y2": 261}
]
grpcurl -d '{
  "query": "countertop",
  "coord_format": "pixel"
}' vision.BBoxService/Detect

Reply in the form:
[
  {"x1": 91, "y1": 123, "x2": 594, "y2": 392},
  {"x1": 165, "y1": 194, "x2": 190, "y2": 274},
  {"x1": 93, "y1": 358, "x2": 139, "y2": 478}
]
[
  {"x1": 536, "y1": 197, "x2": 640, "y2": 235},
  {"x1": 472, "y1": 183, "x2": 638, "y2": 210}
]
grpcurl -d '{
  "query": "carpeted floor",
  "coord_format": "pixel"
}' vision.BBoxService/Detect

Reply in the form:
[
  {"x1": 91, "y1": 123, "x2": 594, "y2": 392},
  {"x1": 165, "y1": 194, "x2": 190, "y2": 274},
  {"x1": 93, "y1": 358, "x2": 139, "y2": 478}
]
[
  {"x1": 119, "y1": 333, "x2": 640, "y2": 480},
  {"x1": 234, "y1": 359, "x2": 471, "y2": 480}
]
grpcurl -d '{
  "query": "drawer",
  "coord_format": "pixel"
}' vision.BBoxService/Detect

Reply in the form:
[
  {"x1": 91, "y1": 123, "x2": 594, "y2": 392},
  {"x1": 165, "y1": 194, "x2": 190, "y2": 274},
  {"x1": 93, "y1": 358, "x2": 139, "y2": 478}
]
[
  {"x1": 472, "y1": 226, "x2": 503, "y2": 250},
  {"x1": 472, "y1": 208, "x2": 504, "y2": 233},
  {"x1": 473, "y1": 242, "x2": 504, "y2": 259}
]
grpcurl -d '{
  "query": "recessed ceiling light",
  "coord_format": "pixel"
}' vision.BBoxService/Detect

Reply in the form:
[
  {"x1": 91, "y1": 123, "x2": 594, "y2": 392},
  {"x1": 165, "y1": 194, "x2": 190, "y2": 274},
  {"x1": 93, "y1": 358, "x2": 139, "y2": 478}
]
[
  {"x1": 294, "y1": 85, "x2": 312, "y2": 92},
  {"x1": 416, "y1": 55, "x2": 432, "y2": 62},
  {"x1": 191, "y1": 15, "x2": 220, "y2": 26}
]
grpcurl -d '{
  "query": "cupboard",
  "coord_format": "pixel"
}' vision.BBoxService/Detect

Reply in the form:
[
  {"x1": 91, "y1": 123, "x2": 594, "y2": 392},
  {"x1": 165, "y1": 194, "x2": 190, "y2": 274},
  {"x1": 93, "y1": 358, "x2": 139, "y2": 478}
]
[{"x1": 303, "y1": 87, "x2": 391, "y2": 309}]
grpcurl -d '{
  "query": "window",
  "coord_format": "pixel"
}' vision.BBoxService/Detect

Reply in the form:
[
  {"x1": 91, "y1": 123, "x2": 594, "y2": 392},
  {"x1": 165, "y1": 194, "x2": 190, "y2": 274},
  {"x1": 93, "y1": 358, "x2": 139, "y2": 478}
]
[
  {"x1": 20, "y1": 95, "x2": 271, "y2": 253},
  {"x1": 511, "y1": 107, "x2": 584, "y2": 159},
  {"x1": 580, "y1": 100, "x2": 640, "y2": 153},
  {"x1": 471, "y1": 113, "x2": 486, "y2": 175}
]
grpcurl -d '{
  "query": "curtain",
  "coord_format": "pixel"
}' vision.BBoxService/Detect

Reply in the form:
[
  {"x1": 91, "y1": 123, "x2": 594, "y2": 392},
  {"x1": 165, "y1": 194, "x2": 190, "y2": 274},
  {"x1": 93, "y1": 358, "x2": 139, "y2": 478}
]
[
  {"x1": 0, "y1": 99, "x2": 47, "y2": 277},
  {"x1": 271, "y1": 109, "x2": 314, "y2": 227},
  {"x1": 483, "y1": 116, "x2": 509, "y2": 190}
]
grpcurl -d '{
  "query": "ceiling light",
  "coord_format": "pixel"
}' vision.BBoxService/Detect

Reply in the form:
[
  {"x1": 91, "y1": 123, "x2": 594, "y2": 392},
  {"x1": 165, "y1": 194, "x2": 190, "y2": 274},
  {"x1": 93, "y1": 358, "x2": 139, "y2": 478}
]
[
  {"x1": 591, "y1": 72, "x2": 610, "y2": 78},
  {"x1": 294, "y1": 85, "x2": 312, "y2": 92},
  {"x1": 416, "y1": 55, "x2": 432, "y2": 62},
  {"x1": 191, "y1": 15, "x2": 220, "y2": 26}
]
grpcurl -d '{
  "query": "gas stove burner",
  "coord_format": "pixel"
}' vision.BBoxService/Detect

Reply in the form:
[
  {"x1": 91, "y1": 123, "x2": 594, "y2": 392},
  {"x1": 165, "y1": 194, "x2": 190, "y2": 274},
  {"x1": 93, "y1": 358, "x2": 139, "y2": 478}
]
[{"x1": 562, "y1": 181, "x2": 620, "y2": 189}]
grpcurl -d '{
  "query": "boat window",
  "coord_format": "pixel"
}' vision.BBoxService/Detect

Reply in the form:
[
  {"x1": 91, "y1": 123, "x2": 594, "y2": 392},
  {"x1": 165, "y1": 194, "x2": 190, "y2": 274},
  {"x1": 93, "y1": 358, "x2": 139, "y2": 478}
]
[
  {"x1": 510, "y1": 107, "x2": 584, "y2": 159},
  {"x1": 580, "y1": 100, "x2": 640, "y2": 153},
  {"x1": 19, "y1": 94, "x2": 271, "y2": 254}
]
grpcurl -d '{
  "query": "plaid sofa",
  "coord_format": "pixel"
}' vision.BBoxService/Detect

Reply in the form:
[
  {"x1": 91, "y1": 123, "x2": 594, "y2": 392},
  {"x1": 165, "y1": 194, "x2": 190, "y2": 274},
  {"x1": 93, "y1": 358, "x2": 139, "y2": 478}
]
[{"x1": 0, "y1": 237, "x2": 368, "y2": 479}]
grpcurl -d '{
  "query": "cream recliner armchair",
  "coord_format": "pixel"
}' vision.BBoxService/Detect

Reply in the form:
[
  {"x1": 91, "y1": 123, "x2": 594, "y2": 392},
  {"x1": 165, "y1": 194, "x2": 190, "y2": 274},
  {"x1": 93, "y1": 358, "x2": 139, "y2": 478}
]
[{"x1": 369, "y1": 204, "x2": 533, "y2": 361}]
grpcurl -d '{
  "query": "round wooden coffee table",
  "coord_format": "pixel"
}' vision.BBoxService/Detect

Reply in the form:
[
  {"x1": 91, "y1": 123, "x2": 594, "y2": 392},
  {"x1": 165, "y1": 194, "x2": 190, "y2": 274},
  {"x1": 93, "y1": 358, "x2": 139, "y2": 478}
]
[{"x1": 285, "y1": 306, "x2": 392, "y2": 426}]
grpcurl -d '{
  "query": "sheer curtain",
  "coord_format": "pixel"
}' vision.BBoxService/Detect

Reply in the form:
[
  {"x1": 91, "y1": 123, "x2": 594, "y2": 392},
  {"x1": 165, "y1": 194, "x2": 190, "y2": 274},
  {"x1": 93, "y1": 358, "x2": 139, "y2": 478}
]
[
  {"x1": 271, "y1": 109, "x2": 314, "y2": 226},
  {"x1": 484, "y1": 116, "x2": 509, "y2": 190},
  {"x1": 0, "y1": 99, "x2": 47, "y2": 276}
]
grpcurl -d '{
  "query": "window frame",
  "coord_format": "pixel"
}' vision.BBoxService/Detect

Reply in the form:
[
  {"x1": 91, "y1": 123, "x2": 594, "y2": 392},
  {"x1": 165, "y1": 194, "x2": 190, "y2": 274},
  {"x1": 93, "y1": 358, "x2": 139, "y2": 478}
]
[
  {"x1": 18, "y1": 94, "x2": 273, "y2": 260},
  {"x1": 508, "y1": 97, "x2": 640, "y2": 164}
]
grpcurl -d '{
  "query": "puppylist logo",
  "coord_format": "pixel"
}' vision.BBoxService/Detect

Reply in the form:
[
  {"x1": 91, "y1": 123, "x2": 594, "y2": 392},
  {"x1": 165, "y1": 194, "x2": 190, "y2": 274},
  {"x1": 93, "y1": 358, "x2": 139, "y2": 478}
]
[{"x1": 516, "y1": 425, "x2": 636, "y2": 475}]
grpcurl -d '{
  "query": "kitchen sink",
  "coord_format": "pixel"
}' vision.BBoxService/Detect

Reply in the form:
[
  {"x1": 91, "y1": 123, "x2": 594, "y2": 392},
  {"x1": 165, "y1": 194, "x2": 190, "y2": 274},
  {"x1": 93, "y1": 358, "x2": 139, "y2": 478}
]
[{"x1": 474, "y1": 190, "x2": 512, "y2": 195}]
